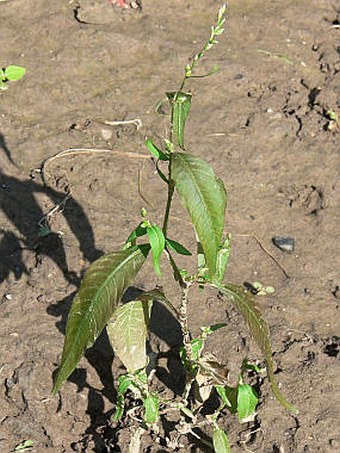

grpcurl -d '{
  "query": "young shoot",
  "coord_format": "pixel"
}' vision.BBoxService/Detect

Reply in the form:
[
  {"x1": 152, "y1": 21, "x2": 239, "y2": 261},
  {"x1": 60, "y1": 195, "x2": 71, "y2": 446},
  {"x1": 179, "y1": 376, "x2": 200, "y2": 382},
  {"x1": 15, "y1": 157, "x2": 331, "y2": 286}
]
[{"x1": 52, "y1": 5, "x2": 297, "y2": 451}]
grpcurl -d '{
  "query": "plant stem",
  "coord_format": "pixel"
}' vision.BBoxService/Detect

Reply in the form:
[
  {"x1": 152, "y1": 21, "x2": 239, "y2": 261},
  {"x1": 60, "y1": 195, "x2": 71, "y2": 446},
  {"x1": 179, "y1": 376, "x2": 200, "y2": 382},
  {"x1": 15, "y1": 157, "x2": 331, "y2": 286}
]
[
  {"x1": 177, "y1": 4, "x2": 226, "y2": 98},
  {"x1": 177, "y1": 76, "x2": 188, "y2": 95},
  {"x1": 167, "y1": 249, "x2": 185, "y2": 285},
  {"x1": 179, "y1": 282, "x2": 197, "y2": 403},
  {"x1": 179, "y1": 282, "x2": 193, "y2": 361},
  {"x1": 162, "y1": 173, "x2": 174, "y2": 236},
  {"x1": 162, "y1": 160, "x2": 186, "y2": 286}
]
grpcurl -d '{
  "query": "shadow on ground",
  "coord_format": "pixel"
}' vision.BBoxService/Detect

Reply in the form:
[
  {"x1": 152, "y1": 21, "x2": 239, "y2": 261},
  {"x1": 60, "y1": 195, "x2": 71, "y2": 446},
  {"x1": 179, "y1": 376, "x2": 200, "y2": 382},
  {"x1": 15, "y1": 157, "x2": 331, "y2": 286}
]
[{"x1": 0, "y1": 133, "x2": 102, "y2": 284}]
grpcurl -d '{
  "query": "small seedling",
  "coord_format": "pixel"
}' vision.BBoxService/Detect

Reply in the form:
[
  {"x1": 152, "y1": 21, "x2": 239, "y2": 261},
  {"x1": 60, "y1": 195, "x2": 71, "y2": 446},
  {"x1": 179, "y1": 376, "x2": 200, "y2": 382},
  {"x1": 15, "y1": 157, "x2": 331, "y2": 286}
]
[
  {"x1": 0, "y1": 65, "x2": 26, "y2": 90},
  {"x1": 14, "y1": 440, "x2": 33, "y2": 451},
  {"x1": 326, "y1": 109, "x2": 339, "y2": 131},
  {"x1": 52, "y1": 5, "x2": 297, "y2": 451},
  {"x1": 252, "y1": 281, "x2": 276, "y2": 296},
  {"x1": 256, "y1": 48, "x2": 293, "y2": 65}
]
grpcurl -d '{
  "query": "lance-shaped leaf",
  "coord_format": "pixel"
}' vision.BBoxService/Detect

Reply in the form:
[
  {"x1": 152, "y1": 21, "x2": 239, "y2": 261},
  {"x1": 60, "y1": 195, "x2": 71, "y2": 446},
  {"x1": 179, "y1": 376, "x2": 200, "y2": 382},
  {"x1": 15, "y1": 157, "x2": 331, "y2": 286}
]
[
  {"x1": 113, "y1": 375, "x2": 135, "y2": 421},
  {"x1": 171, "y1": 152, "x2": 227, "y2": 276},
  {"x1": 145, "y1": 138, "x2": 169, "y2": 161},
  {"x1": 212, "y1": 427, "x2": 231, "y2": 453},
  {"x1": 214, "y1": 235, "x2": 231, "y2": 284},
  {"x1": 52, "y1": 245, "x2": 149, "y2": 394},
  {"x1": 166, "y1": 238, "x2": 192, "y2": 256},
  {"x1": 123, "y1": 223, "x2": 147, "y2": 250},
  {"x1": 140, "y1": 288, "x2": 180, "y2": 318},
  {"x1": 215, "y1": 385, "x2": 232, "y2": 408},
  {"x1": 143, "y1": 394, "x2": 159, "y2": 424},
  {"x1": 147, "y1": 224, "x2": 165, "y2": 276},
  {"x1": 166, "y1": 91, "x2": 192, "y2": 149},
  {"x1": 214, "y1": 283, "x2": 298, "y2": 414},
  {"x1": 237, "y1": 383, "x2": 258, "y2": 422},
  {"x1": 107, "y1": 298, "x2": 153, "y2": 373}
]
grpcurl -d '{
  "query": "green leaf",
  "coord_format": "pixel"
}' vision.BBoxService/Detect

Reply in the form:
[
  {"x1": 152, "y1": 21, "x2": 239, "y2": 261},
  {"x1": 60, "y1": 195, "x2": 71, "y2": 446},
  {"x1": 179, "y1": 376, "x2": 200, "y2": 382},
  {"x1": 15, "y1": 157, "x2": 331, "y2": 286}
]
[
  {"x1": 118, "y1": 374, "x2": 135, "y2": 395},
  {"x1": 107, "y1": 298, "x2": 153, "y2": 372},
  {"x1": 180, "y1": 338, "x2": 204, "y2": 367},
  {"x1": 14, "y1": 440, "x2": 34, "y2": 451},
  {"x1": 123, "y1": 223, "x2": 147, "y2": 249},
  {"x1": 143, "y1": 395, "x2": 159, "y2": 424},
  {"x1": 327, "y1": 109, "x2": 338, "y2": 122},
  {"x1": 171, "y1": 152, "x2": 227, "y2": 276},
  {"x1": 114, "y1": 373, "x2": 146, "y2": 421},
  {"x1": 114, "y1": 395, "x2": 126, "y2": 421},
  {"x1": 113, "y1": 374, "x2": 137, "y2": 421},
  {"x1": 214, "y1": 236, "x2": 231, "y2": 284},
  {"x1": 215, "y1": 284, "x2": 298, "y2": 414},
  {"x1": 237, "y1": 384, "x2": 258, "y2": 422},
  {"x1": 145, "y1": 138, "x2": 169, "y2": 161},
  {"x1": 52, "y1": 245, "x2": 149, "y2": 394},
  {"x1": 265, "y1": 286, "x2": 275, "y2": 294},
  {"x1": 166, "y1": 238, "x2": 192, "y2": 256},
  {"x1": 4, "y1": 65, "x2": 26, "y2": 81},
  {"x1": 215, "y1": 385, "x2": 232, "y2": 407},
  {"x1": 191, "y1": 338, "x2": 205, "y2": 360},
  {"x1": 135, "y1": 368, "x2": 148, "y2": 385},
  {"x1": 166, "y1": 92, "x2": 192, "y2": 149},
  {"x1": 179, "y1": 405, "x2": 195, "y2": 419},
  {"x1": 241, "y1": 358, "x2": 262, "y2": 374},
  {"x1": 38, "y1": 225, "x2": 52, "y2": 238},
  {"x1": 223, "y1": 386, "x2": 238, "y2": 414},
  {"x1": 139, "y1": 288, "x2": 179, "y2": 317},
  {"x1": 201, "y1": 323, "x2": 227, "y2": 336},
  {"x1": 197, "y1": 239, "x2": 207, "y2": 276},
  {"x1": 212, "y1": 427, "x2": 231, "y2": 453},
  {"x1": 164, "y1": 138, "x2": 174, "y2": 153},
  {"x1": 147, "y1": 225, "x2": 165, "y2": 276}
]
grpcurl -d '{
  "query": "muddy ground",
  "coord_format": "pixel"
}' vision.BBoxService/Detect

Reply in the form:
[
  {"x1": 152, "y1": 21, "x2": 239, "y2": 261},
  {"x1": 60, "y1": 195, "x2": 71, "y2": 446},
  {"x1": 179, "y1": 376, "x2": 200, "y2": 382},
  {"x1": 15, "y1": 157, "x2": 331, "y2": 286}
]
[{"x1": 1, "y1": 0, "x2": 339, "y2": 451}]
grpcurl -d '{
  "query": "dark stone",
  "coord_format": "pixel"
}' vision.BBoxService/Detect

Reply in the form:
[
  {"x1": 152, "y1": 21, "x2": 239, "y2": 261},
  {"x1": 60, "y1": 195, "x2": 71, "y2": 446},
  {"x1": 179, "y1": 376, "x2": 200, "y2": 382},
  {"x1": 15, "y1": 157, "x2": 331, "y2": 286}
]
[{"x1": 272, "y1": 236, "x2": 295, "y2": 253}]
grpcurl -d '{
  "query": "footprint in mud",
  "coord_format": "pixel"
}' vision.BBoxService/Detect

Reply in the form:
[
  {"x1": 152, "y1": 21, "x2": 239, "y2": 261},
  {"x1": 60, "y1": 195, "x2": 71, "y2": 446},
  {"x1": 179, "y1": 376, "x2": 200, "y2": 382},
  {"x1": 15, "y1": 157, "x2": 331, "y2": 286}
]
[
  {"x1": 73, "y1": 0, "x2": 142, "y2": 25},
  {"x1": 278, "y1": 183, "x2": 325, "y2": 218},
  {"x1": 288, "y1": 185, "x2": 324, "y2": 216}
]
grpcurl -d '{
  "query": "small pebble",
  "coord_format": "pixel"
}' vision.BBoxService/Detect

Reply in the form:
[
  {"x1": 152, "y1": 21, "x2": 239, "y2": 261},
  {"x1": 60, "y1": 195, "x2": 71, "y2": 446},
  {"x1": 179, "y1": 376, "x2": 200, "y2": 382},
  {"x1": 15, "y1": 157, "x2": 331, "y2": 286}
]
[
  {"x1": 333, "y1": 286, "x2": 340, "y2": 299},
  {"x1": 330, "y1": 438, "x2": 340, "y2": 448},
  {"x1": 101, "y1": 128, "x2": 113, "y2": 141},
  {"x1": 272, "y1": 236, "x2": 295, "y2": 253}
]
